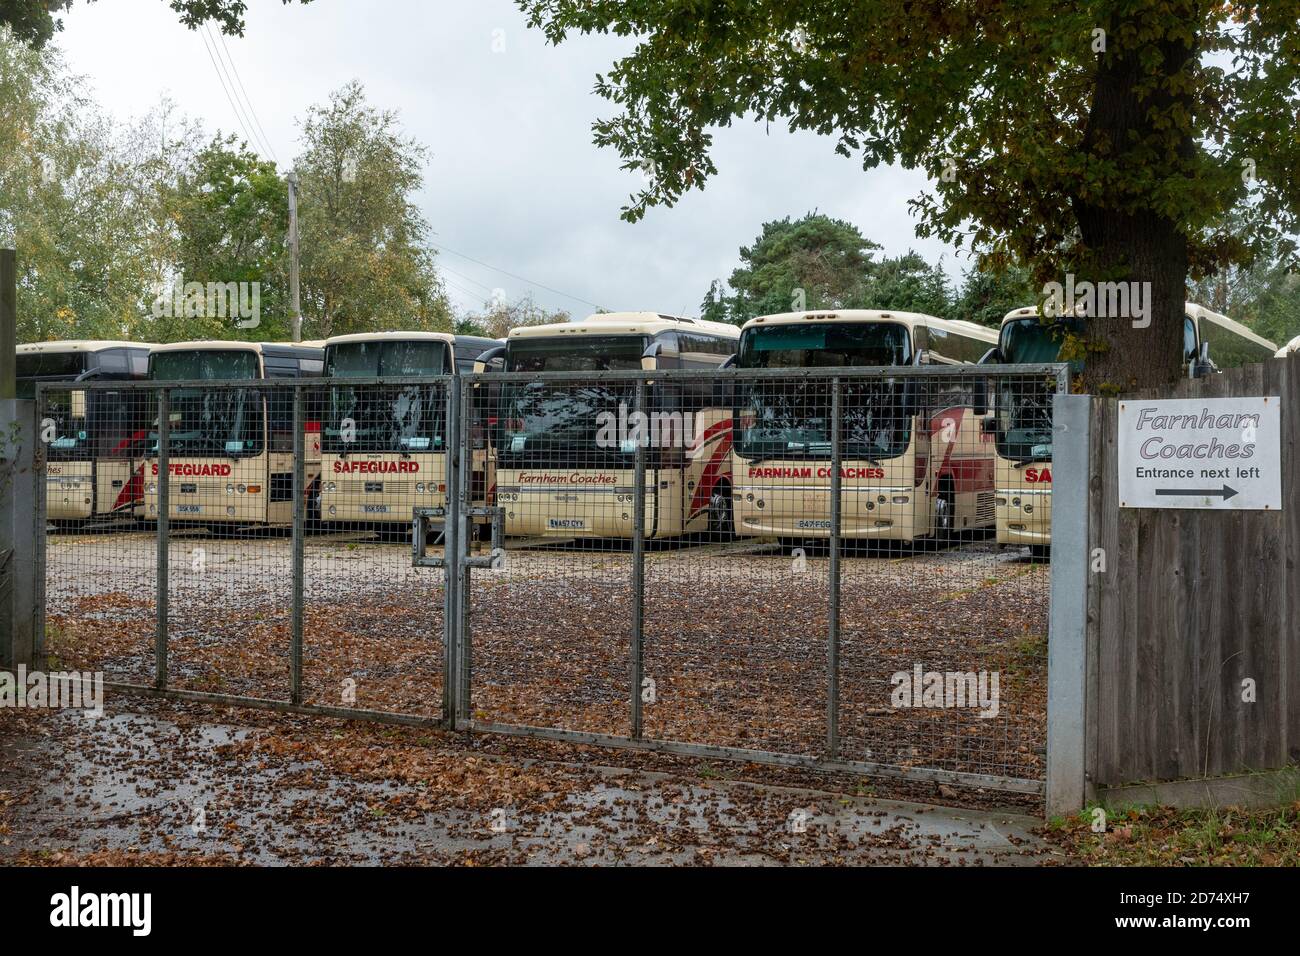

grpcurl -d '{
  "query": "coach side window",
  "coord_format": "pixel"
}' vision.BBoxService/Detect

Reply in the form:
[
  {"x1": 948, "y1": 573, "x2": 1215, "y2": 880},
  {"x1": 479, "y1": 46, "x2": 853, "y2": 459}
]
[
  {"x1": 923, "y1": 326, "x2": 962, "y2": 365},
  {"x1": 96, "y1": 349, "x2": 133, "y2": 377},
  {"x1": 676, "y1": 332, "x2": 725, "y2": 368},
  {"x1": 654, "y1": 331, "x2": 682, "y2": 369}
]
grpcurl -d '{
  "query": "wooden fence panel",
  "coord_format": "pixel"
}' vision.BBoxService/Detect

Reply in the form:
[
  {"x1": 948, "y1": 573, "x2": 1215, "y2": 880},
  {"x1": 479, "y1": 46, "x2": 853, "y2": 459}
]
[{"x1": 1089, "y1": 353, "x2": 1298, "y2": 786}]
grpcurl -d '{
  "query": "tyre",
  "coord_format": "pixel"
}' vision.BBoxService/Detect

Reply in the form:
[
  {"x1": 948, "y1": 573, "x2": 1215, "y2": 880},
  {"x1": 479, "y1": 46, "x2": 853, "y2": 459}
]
[
  {"x1": 933, "y1": 483, "x2": 957, "y2": 547},
  {"x1": 707, "y1": 482, "x2": 735, "y2": 540}
]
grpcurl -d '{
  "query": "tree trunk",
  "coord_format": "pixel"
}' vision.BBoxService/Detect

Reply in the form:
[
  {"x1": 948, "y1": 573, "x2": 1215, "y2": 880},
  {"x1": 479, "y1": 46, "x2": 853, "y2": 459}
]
[
  {"x1": 1071, "y1": 208, "x2": 1189, "y2": 393},
  {"x1": 1071, "y1": 15, "x2": 1195, "y2": 394}
]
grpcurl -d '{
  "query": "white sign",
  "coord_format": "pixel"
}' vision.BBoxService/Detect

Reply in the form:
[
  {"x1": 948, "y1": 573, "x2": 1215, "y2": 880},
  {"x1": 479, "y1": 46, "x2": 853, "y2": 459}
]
[{"x1": 1118, "y1": 397, "x2": 1281, "y2": 510}]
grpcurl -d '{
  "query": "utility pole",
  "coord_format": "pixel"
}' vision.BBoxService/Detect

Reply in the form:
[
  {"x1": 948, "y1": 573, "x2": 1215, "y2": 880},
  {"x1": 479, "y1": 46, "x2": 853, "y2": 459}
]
[
  {"x1": 1, "y1": 249, "x2": 15, "y2": 399},
  {"x1": 288, "y1": 170, "x2": 302, "y2": 342}
]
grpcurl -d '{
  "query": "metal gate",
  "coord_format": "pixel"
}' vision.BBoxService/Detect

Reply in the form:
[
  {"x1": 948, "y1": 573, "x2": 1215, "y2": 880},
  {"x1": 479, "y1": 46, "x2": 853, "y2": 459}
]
[
  {"x1": 36, "y1": 376, "x2": 452, "y2": 727},
  {"x1": 37, "y1": 363, "x2": 1066, "y2": 796},
  {"x1": 425, "y1": 364, "x2": 1068, "y2": 794}
]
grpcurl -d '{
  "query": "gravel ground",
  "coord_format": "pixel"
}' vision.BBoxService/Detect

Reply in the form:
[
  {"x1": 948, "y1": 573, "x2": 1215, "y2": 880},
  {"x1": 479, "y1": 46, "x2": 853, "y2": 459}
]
[
  {"x1": 0, "y1": 700, "x2": 1064, "y2": 866},
  {"x1": 42, "y1": 529, "x2": 1049, "y2": 803}
]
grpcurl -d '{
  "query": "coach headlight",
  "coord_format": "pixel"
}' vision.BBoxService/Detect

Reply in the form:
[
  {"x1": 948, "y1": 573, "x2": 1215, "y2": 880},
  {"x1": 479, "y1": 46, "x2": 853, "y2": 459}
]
[
  {"x1": 326, "y1": 481, "x2": 336, "y2": 493},
  {"x1": 147, "y1": 482, "x2": 157, "y2": 494},
  {"x1": 1023, "y1": 503, "x2": 1034, "y2": 514},
  {"x1": 236, "y1": 483, "x2": 247, "y2": 494},
  {"x1": 226, "y1": 483, "x2": 235, "y2": 495},
  {"x1": 328, "y1": 505, "x2": 337, "y2": 516},
  {"x1": 416, "y1": 482, "x2": 426, "y2": 493}
]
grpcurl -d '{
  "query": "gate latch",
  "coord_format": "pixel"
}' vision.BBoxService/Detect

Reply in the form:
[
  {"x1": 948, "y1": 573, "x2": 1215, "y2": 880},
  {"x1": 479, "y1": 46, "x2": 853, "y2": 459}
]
[
  {"x1": 463, "y1": 505, "x2": 505, "y2": 569},
  {"x1": 412, "y1": 506, "x2": 447, "y2": 568},
  {"x1": 412, "y1": 505, "x2": 505, "y2": 569}
]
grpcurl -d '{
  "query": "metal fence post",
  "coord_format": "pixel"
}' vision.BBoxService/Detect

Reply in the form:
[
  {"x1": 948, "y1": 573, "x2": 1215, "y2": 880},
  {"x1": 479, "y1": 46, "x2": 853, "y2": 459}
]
[
  {"x1": 33, "y1": 390, "x2": 47, "y2": 668},
  {"x1": 454, "y1": 377, "x2": 474, "y2": 725},
  {"x1": 630, "y1": 379, "x2": 646, "y2": 739},
  {"x1": 155, "y1": 387, "x2": 169, "y2": 690},
  {"x1": 290, "y1": 385, "x2": 305, "y2": 705},
  {"x1": 827, "y1": 377, "x2": 842, "y2": 759},
  {"x1": 441, "y1": 378, "x2": 460, "y2": 727},
  {"x1": 1047, "y1": 391, "x2": 1091, "y2": 818}
]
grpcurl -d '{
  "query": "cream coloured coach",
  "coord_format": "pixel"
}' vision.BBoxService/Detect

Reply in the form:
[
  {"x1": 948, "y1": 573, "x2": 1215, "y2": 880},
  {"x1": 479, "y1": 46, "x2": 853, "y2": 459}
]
[
  {"x1": 494, "y1": 312, "x2": 739, "y2": 539},
  {"x1": 730, "y1": 309, "x2": 998, "y2": 543},
  {"x1": 20, "y1": 340, "x2": 155, "y2": 522},
  {"x1": 318, "y1": 331, "x2": 502, "y2": 532},
  {"x1": 142, "y1": 340, "x2": 324, "y2": 529}
]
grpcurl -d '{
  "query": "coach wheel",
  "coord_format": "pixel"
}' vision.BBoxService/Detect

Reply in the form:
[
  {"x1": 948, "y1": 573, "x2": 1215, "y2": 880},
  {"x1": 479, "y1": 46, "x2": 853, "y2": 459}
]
[
  {"x1": 934, "y1": 483, "x2": 957, "y2": 547},
  {"x1": 1030, "y1": 545, "x2": 1051, "y2": 562},
  {"x1": 708, "y1": 483, "x2": 735, "y2": 540},
  {"x1": 306, "y1": 482, "x2": 322, "y2": 531}
]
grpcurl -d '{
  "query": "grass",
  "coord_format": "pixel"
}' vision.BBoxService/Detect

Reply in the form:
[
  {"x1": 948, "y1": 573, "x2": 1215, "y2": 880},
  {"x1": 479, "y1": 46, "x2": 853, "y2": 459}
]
[{"x1": 1047, "y1": 801, "x2": 1300, "y2": 865}]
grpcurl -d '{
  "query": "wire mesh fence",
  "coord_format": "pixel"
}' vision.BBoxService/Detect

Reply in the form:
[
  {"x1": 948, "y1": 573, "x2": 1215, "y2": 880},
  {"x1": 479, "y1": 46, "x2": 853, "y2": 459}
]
[
  {"x1": 37, "y1": 362, "x2": 1065, "y2": 793},
  {"x1": 302, "y1": 378, "x2": 448, "y2": 718},
  {"x1": 454, "y1": 364, "x2": 1065, "y2": 791},
  {"x1": 37, "y1": 377, "x2": 452, "y2": 723},
  {"x1": 39, "y1": 383, "x2": 158, "y2": 687}
]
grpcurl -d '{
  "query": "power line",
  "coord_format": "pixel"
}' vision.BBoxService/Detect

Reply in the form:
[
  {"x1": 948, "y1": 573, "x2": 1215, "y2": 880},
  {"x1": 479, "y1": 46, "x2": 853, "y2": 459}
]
[
  {"x1": 428, "y1": 239, "x2": 605, "y2": 312},
  {"x1": 197, "y1": 25, "x2": 261, "y2": 157},
  {"x1": 440, "y1": 276, "x2": 491, "y2": 307},
  {"x1": 435, "y1": 269, "x2": 491, "y2": 303},
  {"x1": 204, "y1": 23, "x2": 273, "y2": 161},
  {"x1": 437, "y1": 261, "x2": 498, "y2": 295},
  {"x1": 212, "y1": 26, "x2": 279, "y2": 164}
]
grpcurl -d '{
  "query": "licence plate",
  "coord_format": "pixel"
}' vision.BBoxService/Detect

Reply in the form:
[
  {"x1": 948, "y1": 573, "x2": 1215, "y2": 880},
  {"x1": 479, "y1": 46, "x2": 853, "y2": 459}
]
[
  {"x1": 796, "y1": 519, "x2": 831, "y2": 530},
  {"x1": 363, "y1": 504, "x2": 390, "y2": 514},
  {"x1": 548, "y1": 518, "x2": 586, "y2": 530},
  {"x1": 177, "y1": 504, "x2": 201, "y2": 514}
]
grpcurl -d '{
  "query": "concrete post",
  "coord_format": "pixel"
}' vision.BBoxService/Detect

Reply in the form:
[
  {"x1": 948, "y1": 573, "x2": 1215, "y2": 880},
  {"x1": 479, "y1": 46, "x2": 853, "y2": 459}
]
[
  {"x1": 0, "y1": 401, "x2": 38, "y2": 669},
  {"x1": 1046, "y1": 393, "x2": 1091, "y2": 818},
  {"x1": 1, "y1": 247, "x2": 38, "y2": 670}
]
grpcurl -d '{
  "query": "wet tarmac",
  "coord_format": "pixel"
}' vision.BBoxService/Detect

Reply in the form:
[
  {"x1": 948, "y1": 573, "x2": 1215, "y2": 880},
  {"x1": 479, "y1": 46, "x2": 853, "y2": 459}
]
[{"x1": 0, "y1": 703, "x2": 1057, "y2": 866}]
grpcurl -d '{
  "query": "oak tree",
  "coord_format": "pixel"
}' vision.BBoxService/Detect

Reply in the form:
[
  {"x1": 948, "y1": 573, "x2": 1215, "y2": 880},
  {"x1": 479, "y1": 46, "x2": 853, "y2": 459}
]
[{"x1": 519, "y1": 1, "x2": 1300, "y2": 391}]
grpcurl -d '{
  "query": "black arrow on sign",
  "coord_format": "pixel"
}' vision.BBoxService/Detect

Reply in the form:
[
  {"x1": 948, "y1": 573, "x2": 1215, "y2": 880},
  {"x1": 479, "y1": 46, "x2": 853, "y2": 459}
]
[{"x1": 1154, "y1": 484, "x2": 1239, "y2": 500}]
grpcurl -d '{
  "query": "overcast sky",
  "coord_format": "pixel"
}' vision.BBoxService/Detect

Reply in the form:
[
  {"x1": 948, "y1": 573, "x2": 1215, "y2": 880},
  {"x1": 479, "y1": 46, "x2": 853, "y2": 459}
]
[{"x1": 55, "y1": 0, "x2": 967, "y2": 319}]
